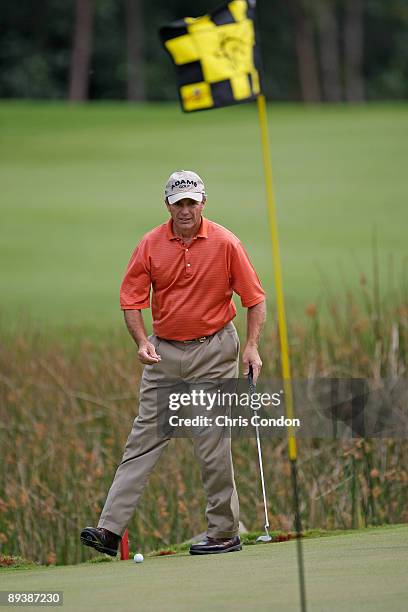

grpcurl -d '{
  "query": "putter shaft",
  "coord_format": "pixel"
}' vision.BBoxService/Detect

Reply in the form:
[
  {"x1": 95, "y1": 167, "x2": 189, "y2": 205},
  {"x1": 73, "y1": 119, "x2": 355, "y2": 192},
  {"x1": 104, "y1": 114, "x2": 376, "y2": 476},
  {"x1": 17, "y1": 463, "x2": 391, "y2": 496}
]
[{"x1": 248, "y1": 366, "x2": 270, "y2": 538}]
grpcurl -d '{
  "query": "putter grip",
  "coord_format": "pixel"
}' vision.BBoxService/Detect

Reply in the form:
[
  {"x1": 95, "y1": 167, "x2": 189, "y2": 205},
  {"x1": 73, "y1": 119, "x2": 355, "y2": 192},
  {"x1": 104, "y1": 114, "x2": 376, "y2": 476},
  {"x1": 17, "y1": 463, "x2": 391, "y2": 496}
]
[{"x1": 248, "y1": 364, "x2": 256, "y2": 394}]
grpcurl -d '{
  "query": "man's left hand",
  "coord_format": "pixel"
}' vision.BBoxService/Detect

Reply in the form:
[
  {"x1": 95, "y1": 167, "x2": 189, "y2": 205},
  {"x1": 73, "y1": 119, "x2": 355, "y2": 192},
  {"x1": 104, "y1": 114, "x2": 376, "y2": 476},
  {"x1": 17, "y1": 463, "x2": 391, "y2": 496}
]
[{"x1": 242, "y1": 343, "x2": 262, "y2": 383}]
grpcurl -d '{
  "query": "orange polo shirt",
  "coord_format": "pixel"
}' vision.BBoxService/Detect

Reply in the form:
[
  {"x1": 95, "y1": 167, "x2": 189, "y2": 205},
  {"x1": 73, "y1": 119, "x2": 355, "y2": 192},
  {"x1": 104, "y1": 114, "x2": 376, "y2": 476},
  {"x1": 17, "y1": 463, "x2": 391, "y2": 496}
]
[{"x1": 120, "y1": 217, "x2": 265, "y2": 341}]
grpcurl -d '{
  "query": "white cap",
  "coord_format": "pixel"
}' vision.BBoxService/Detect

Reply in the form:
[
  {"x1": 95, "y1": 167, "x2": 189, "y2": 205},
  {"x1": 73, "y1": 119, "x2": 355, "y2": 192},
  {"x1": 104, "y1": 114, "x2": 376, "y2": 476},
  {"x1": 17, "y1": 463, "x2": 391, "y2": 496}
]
[{"x1": 165, "y1": 170, "x2": 206, "y2": 204}]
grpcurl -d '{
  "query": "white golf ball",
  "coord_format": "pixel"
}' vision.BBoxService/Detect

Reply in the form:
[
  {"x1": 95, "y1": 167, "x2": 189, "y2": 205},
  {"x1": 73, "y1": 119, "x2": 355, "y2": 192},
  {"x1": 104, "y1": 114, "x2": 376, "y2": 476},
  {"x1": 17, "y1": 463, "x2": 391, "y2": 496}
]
[{"x1": 133, "y1": 553, "x2": 144, "y2": 563}]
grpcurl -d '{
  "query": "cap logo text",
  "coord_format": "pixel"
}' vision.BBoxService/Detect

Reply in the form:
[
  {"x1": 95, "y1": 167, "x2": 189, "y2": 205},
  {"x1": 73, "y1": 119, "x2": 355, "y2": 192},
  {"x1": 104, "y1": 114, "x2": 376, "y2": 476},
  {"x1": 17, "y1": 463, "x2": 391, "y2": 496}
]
[{"x1": 171, "y1": 179, "x2": 198, "y2": 190}]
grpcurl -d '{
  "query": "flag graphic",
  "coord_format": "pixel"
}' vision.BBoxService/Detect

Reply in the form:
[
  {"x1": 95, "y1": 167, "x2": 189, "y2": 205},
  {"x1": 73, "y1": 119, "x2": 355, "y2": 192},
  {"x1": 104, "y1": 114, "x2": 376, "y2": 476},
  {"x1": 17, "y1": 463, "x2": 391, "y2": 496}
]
[{"x1": 159, "y1": 0, "x2": 262, "y2": 112}]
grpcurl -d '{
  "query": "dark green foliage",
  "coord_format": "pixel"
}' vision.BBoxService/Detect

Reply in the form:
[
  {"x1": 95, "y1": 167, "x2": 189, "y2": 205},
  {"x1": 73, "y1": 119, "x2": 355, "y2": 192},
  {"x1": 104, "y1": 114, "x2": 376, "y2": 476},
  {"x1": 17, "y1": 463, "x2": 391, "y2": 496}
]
[{"x1": 0, "y1": 0, "x2": 407, "y2": 100}]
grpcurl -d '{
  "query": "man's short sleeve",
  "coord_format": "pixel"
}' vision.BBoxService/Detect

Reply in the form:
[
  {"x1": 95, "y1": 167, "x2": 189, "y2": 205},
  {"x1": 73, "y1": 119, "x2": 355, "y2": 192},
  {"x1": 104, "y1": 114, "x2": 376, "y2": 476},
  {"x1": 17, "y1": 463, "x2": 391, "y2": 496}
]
[
  {"x1": 120, "y1": 239, "x2": 151, "y2": 310},
  {"x1": 230, "y1": 241, "x2": 266, "y2": 307}
]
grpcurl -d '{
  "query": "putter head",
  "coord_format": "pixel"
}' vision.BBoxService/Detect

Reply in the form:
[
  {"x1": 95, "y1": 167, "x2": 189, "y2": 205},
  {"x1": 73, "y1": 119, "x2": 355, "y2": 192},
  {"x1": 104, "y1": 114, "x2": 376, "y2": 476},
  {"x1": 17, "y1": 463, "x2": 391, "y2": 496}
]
[{"x1": 256, "y1": 534, "x2": 272, "y2": 543}]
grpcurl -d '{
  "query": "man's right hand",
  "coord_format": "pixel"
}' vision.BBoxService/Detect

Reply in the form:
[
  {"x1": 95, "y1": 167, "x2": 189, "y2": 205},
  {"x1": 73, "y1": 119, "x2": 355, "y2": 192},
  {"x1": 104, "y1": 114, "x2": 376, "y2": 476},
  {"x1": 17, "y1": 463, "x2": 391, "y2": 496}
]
[
  {"x1": 138, "y1": 341, "x2": 161, "y2": 365},
  {"x1": 123, "y1": 311, "x2": 161, "y2": 365}
]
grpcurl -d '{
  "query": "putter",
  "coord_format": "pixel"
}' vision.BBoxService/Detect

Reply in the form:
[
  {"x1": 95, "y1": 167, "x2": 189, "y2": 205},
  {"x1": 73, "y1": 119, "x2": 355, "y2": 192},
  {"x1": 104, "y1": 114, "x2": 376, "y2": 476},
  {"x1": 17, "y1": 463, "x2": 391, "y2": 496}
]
[{"x1": 248, "y1": 365, "x2": 272, "y2": 543}]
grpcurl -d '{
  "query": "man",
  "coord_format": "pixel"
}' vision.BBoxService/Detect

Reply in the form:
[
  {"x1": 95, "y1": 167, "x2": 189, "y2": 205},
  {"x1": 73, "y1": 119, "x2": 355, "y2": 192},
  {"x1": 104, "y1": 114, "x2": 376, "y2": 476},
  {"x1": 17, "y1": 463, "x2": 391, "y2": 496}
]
[{"x1": 81, "y1": 170, "x2": 266, "y2": 556}]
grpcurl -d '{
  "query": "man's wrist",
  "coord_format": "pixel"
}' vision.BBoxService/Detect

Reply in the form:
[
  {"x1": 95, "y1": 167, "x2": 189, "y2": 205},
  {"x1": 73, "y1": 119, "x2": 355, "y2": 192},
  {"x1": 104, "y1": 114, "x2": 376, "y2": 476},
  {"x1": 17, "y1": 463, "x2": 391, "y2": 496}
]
[{"x1": 245, "y1": 339, "x2": 259, "y2": 348}]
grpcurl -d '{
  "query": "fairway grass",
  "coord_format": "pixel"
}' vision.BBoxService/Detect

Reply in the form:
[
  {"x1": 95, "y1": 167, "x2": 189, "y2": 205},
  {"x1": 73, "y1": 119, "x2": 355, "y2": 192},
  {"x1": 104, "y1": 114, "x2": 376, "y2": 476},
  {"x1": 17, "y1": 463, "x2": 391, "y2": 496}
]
[
  {"x1": 2, "y1": 525, "x2": 407, "y2": 611},
  {"x1": 1, "y1": 102, "x2": 407, "y2": 331}
]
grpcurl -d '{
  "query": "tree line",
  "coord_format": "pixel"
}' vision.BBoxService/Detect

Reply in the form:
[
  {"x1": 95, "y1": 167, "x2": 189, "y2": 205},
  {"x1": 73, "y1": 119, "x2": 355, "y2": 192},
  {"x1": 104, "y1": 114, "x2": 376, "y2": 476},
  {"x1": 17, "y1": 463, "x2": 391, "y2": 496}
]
[{"x1": 1, "y1": 0, "x2": 407, "y2": 102}]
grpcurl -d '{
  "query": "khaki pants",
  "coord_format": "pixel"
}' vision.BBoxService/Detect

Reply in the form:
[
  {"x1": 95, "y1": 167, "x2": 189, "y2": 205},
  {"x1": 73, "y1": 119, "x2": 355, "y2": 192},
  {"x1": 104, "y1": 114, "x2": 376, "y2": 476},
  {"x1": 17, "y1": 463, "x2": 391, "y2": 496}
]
[{"x1": 98, "y1": 321, "x2": 240, "y2": 539}]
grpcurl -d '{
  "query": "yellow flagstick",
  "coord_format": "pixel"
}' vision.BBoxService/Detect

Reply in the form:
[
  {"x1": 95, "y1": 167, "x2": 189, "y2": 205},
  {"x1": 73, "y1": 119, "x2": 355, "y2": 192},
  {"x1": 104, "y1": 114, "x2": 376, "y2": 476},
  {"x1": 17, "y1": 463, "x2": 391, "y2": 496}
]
[
  {"x1": 257, "y1": 93, "x2": 307, "y2": 612},
  {"x1": 257, "y1": 94, "x2": 297, "y2": 457}
]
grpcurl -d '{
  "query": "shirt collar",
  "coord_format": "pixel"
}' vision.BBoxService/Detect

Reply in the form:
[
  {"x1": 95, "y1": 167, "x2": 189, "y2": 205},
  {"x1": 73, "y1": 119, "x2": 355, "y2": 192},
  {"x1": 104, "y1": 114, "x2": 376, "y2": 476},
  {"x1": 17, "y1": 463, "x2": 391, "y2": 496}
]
[{"x1": 166, "y1": 216, "x2": 208, "y2": 241}]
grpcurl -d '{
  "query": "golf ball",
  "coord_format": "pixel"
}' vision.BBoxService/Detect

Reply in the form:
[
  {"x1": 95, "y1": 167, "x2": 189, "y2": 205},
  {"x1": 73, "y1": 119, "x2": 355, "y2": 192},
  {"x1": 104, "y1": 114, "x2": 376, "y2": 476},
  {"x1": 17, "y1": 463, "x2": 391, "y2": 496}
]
[{"x1": 133, "y1": 553, "x2": 144, "y2": 563}]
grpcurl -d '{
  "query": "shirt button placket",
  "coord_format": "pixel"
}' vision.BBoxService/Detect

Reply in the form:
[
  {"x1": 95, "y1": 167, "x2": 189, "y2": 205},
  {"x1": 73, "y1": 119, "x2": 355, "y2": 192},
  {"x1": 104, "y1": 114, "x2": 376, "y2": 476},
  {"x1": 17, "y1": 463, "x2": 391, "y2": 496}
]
[{"x1": 185, "y1": 247, "x2": 192, "y2": 276}]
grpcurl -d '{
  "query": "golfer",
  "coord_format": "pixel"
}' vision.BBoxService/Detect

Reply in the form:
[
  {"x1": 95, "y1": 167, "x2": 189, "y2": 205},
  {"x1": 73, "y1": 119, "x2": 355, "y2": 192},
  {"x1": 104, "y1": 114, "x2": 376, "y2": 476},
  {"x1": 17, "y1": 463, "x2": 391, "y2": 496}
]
[{"x1": 81, "y1": 170, "x2": 266, "y2": 555}]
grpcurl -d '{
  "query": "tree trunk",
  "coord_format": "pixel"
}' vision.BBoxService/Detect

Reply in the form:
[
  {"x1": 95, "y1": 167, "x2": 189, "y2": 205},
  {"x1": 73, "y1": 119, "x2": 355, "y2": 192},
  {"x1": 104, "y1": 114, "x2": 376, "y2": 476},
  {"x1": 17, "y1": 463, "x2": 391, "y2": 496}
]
[
  {"x1": 317, "y1": 0, "x2": 342, "y2": 102},
  {"x1": 125, "y1": 0, "x2": 145, "y2": 101},
  {"x1": 68, "y1": 0, "x2": 94, "y2": 101},
  {"x1": 288, "y1": 0, "x2": 321, "y2": 102},
  {"x1": 344, "y1": 0, "x2": 364, "y2": 102}
]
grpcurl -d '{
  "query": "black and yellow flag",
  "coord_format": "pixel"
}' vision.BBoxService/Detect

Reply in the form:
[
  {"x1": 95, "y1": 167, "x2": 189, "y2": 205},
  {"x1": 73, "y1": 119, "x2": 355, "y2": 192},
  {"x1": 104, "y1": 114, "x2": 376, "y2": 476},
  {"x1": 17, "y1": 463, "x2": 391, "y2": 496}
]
[{"x1": 160, "y1": 0, "x2": 262, "y2": 112}]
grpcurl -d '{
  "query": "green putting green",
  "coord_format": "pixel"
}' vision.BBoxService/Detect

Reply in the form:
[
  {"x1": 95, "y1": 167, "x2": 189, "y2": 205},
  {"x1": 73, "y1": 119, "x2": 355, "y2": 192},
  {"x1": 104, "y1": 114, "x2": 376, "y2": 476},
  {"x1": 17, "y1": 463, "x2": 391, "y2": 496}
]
[
  {"x1": 2, "y1": 525, "x2": 407, "y2": 611},
  {"x1": 0, "y1": 102, "x2": 407, "y2": 332}
]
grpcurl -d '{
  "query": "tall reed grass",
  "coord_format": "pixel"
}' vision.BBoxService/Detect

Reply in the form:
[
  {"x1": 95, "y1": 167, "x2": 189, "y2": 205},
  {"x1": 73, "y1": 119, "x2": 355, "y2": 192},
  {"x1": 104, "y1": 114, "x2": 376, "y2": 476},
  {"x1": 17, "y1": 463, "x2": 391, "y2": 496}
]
[{"x1": 0, "y1": 275, "x2": 407, "y2": 565}]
